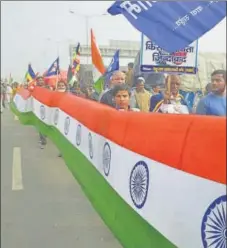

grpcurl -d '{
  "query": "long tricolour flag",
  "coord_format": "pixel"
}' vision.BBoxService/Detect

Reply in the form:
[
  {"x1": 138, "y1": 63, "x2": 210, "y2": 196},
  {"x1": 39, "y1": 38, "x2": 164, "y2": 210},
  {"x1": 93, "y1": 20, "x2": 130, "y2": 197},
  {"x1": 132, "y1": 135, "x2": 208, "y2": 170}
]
[
  {"x1": 91, "y1": 29, "x2": 106, "y2": 83},
  {"x1": 12, "y1": 87, "x2": 226, "y2": 248}
]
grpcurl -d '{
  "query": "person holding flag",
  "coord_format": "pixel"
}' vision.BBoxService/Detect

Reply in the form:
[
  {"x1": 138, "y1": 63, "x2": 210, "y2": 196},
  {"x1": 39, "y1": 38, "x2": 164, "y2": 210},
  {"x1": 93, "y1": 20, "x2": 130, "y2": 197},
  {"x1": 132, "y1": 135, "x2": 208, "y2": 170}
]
[
  {"x1": 149, "y1": 75, "x2": 189, "y2": 114},
  {"x1": 29, "y1": 62, "x2": 60, "y2": 148}
]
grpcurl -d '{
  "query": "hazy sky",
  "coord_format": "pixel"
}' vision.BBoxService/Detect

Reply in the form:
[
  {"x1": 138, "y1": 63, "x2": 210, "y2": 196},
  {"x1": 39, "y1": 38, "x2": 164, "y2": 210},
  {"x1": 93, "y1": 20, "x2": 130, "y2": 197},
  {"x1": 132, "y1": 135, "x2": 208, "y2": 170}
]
[{"x1": 1, "y1": 1, "x2": 226, "y2": 81}]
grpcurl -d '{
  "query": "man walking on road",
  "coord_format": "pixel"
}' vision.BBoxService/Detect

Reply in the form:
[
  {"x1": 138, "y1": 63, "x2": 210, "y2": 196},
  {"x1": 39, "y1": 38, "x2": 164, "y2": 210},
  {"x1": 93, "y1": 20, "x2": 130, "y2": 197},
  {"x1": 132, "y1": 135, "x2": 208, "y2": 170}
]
[
  {"x1": 1, "y1": 82, "x2": 7, "y2": 113},
  {"x1": 36, "y1": 76, "x2": 48, "y2": 149}
]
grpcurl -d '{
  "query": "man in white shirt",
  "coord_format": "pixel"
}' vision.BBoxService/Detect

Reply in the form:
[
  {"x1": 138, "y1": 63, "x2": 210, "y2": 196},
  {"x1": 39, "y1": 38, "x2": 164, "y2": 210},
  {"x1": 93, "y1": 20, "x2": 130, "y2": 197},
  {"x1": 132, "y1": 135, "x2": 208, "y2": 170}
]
[{"x1": 150, "y1": 75, "x2": 189, "y2": 114}]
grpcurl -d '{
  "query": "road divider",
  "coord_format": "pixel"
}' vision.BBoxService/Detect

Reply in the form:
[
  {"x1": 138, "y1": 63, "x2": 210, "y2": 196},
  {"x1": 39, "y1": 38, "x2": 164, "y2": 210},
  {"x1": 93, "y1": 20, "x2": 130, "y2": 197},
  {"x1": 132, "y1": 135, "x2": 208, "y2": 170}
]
[{"x1": 12, "y1": 147, "x2": 23, "y2": 191}]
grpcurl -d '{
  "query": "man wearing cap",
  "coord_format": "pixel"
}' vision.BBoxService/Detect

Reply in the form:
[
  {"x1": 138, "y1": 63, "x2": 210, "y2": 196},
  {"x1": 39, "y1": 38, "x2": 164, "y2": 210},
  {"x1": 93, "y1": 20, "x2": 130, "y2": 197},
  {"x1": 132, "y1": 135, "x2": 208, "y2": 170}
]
[{"x1": 130, "y1": 77, "x2": 151, "y2": 112}]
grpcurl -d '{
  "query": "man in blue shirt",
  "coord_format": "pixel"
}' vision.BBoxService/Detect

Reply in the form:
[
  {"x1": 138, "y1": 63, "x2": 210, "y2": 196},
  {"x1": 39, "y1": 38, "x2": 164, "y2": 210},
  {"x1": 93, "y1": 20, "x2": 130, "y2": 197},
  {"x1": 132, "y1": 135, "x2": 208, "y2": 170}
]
[{"x1": 196, "y1": 70, "x2": 226, "y2": 116}]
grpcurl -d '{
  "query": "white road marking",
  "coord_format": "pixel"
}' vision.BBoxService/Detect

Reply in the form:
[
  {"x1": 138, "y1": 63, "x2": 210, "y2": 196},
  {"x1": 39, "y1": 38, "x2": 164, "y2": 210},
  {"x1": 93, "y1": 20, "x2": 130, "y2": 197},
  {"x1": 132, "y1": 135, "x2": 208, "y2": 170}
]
[
  {"x1": 14, "y1": 115, "x2": 19, "y2": 121},
  {"x1": 12, "y1": 147, "x2": 24, "y2": 191}
]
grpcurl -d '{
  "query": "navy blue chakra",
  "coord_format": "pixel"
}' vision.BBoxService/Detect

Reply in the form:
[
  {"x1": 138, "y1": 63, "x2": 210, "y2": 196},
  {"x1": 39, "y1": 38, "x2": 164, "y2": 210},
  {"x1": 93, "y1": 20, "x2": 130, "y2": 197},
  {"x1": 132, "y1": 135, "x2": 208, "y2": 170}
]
[
  {"x1": 53, "y1": 109, "x2": 59, "y2": 125},
  {"x1": 129, "y1": 161, "x2": 149, "y2": 209},
  {"x1": 64, "y1": 117, "x2": 70, "y2": 135},
  {"x1": 103, "y1": 142, "x2": 111, "y2": 177},
  {"x1": 76, "y1": 124, "x2": 82, "y2": 146},
  {"x1": 40, "y1": 105, "x2": 45, "y2": 120},
  {"x1": 88, "y1": 133, "x2": 93, "y2": 159},
  {"x1": 201, "y1": 195, "x2": 227, "y2": 248}
]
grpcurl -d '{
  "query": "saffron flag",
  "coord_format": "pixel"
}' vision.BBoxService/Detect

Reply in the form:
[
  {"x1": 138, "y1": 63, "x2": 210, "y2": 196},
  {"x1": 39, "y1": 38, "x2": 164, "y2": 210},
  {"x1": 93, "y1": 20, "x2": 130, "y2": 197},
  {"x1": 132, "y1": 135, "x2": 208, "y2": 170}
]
[
  {"x1": 107, "y1": 1, "x2": 226, "y2": 52},
  {"x1": 91, "y1": 29, "x2": 106, "y2": 83}
]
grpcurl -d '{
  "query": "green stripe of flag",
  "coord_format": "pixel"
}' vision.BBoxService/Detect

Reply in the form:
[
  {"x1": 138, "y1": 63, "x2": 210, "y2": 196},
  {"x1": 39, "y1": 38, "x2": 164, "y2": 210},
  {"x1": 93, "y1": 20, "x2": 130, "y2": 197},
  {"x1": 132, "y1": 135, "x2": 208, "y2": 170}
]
[{"x1": 94, "y1": 76, "x2": 104, "y2": 94}]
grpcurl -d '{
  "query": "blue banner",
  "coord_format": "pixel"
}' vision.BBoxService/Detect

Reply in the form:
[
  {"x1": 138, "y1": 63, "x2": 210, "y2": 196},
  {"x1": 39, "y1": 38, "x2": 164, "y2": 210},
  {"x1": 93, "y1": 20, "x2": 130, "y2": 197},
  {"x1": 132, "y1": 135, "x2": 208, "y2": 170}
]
[{"x1": 107, "y1": 1, "x2": 226, "y2": 52}]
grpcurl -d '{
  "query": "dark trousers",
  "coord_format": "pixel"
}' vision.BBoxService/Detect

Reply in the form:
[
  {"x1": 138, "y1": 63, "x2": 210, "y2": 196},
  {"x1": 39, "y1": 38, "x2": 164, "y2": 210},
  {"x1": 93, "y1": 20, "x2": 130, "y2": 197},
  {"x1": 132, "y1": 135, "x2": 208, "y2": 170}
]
[{"x1": 39, "y1": 132, "x2": 47, "y2": 145}]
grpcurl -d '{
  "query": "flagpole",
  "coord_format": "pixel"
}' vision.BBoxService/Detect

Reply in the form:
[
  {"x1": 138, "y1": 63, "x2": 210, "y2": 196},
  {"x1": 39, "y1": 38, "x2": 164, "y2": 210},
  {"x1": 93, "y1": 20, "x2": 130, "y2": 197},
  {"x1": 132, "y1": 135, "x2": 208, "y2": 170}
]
[
  {"x1": 56, "y1": 44, "x2": 59, "y2": 89},
  {"x1": 56, "y1": 71, "x2": 59, "y2": 89},
  {"x1": 85, "y1": 16, "x2": 89, "y2": 65}
]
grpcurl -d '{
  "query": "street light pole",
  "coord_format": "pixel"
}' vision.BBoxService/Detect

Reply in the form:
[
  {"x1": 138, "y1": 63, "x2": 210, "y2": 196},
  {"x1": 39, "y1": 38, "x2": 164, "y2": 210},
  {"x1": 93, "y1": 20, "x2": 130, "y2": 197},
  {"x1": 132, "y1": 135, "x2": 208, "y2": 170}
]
[
  {"x1": 85, "y1": 16, "x2": 89, "y2": 65},
  {"x1": 46, "y1": 38, "x2": 59, "y2": 58},
  {"x1": 69, "y1": 11, "x2": 108, "y2": 66},
  {"x1": 56, "y1": 41, "x2": 60, "y2": 58}
]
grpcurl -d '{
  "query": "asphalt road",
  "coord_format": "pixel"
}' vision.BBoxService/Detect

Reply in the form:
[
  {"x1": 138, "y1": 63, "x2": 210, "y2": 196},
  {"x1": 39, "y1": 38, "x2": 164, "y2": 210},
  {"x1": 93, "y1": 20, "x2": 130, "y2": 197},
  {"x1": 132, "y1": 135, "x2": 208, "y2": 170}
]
[{"x1": 1, "y1": 108, "x2": 122, "y2": 248}]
